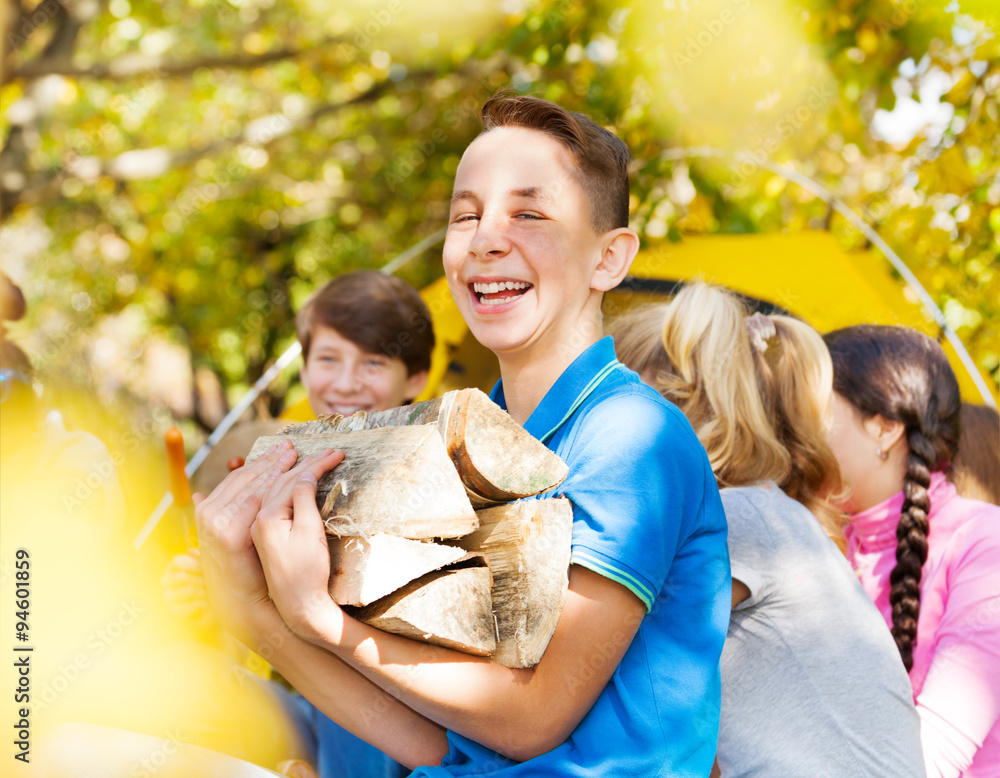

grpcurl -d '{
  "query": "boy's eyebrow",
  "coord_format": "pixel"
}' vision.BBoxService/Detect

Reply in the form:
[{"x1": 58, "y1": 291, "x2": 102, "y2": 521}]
[
  {"x1": 450, "y1": 187, "x2": 554, "y2": 205},
  {"x1": 509, "y1": 187, "x2": 554, "y2": 203},
  {"x1": 451, "y1": 190, "x2": 479, "y2": 206}
]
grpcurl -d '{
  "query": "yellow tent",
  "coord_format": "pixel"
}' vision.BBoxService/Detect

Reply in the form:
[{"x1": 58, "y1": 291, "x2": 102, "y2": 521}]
[{"x1": 415, "y1": 231, "x2": 997, "y2": 405}]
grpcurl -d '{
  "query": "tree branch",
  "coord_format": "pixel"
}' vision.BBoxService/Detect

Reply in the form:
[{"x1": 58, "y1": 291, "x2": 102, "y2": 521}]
[
  {"x1": 9, "y1": 37, "x2": 342, "y2": 82},
  {"x1": 2, "y1": 58, "x2": 506, "y2": 219},
  {"x1": 9, "y1": 68, "x2": 434, "y2": 203},
  {"x1": 0, "y1": 0, "x2": 102, "y2": 215}
]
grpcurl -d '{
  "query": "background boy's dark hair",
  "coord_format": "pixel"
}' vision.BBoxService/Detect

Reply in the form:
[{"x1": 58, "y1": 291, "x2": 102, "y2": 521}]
[
  {"x1": 480, "y1": 91, "x2": 631, "y2": 233},
  {"x1": 949, "y1": 402, "x2": 1000, "y2": 506},
  {"x1": 295, "y1": 270, "x2": 435, "y2": 375}
]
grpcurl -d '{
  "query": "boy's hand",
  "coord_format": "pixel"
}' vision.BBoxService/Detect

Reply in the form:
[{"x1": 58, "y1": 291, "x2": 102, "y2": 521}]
[
  {"x1": 194, "y1": 440, "x2": 323, "y2": 642},
  {"x1": 162, "y1": 549, "x2": 217, "y2": 631},
  {"x1": 252, "y1": 450, "x2": 346, "y2": 643}
]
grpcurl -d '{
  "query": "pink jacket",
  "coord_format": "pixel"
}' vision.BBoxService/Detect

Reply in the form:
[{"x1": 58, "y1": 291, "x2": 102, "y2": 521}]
[{"x1": 846, "y1": 473, "x2": 1000, "y2": 778}]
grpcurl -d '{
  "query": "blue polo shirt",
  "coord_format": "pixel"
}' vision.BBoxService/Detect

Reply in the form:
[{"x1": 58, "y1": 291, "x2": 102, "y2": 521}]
[{"x1": 411, "y1": 336, "x2": 731, "y2": 777}]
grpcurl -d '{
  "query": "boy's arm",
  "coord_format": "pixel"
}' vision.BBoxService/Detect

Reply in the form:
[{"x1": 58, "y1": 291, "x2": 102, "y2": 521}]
[
  {"x1": 193, "y1": 443, "x2": 449, "y2": 769},
  {"x1": 252, "y1": 470, "x2": 647, "y2": 762},
  {"x1": 242, "y1": 605, "x2": 450, "y2": 769}
]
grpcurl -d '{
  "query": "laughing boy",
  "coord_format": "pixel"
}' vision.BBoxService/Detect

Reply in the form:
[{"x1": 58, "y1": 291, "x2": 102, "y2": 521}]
[{"x1": 196, "y1": 92, "x2": 730, "y2": 777}]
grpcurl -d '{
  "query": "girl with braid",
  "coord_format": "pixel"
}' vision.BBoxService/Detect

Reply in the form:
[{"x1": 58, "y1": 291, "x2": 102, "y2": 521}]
[
  {"x1": 825, "y1": 325, "x2": 1000, "y2": 778},
  {"x1": 612, "y1": 284, "x2": 925, "y2": 777}
]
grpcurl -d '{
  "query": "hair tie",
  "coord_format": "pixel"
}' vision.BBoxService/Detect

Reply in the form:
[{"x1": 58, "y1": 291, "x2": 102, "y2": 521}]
[{"x1": 745, "y1": 312, "x2": 782, "y2": 369}]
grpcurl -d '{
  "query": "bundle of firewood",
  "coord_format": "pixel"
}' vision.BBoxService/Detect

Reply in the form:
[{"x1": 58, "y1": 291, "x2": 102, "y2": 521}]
[{"x1": 246, "y1": 388, "x2": 573, "y2": 668}]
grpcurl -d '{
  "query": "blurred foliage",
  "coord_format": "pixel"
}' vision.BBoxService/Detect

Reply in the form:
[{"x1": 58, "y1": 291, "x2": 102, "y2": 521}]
[{"x1": 0, "y1": 0, "x2": 997, "y2": 444}]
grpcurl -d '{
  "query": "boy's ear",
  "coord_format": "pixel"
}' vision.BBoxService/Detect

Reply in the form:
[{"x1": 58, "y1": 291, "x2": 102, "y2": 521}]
[
  {"x1": 591, "y1": 228, "x2": 640, "y2": 292},
  {"x1": 404, "y1": 369, "x2": 430, "y2": 402}
]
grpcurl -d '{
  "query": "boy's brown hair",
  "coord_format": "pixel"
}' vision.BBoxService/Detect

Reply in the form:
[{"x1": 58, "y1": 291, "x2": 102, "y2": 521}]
[
  {"x1": 296, "y1": 270, "x2": 434, "y2": 376},
  {"x1": 949, "y1": 402, "x2": 1000, "y2": 506},
  {"x1": 479, "y1": 91, "x2": 631, "y2": 233}
]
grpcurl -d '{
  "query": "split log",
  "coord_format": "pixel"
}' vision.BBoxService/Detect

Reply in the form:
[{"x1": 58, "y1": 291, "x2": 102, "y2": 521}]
[
  {"x1": 351, "y1": 556, "x2": 496, "y2": 656},
  {"x1": 328, "y1": 534, "x2": 466, "y2": 607},
  {"x1": 278, "y1": 388, "x2": 568, "y2": 505},
  {"x1": 453, "y1": 498, "x2": 573, "y2": 668},
  {"x1": 191, "y1": 419, "x2": 285, "y2": 495},
  {"x1": 246, "y1": 425, "x2": 477, "y2": 539}
]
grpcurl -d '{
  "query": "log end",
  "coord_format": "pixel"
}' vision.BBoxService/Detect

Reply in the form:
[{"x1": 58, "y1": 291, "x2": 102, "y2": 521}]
[{"x1": 352, "y1": 558, "x2": 496, "y2": 656}]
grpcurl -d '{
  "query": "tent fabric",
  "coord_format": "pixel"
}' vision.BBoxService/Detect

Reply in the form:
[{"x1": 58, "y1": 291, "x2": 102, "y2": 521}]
[{"x1": 416, "y1": 232, "x2": 996, "y2": 406}]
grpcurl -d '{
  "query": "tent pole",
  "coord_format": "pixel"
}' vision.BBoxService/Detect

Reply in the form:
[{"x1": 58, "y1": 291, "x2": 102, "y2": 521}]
[
  {"x1": 660, "y1": 147, "x2": 997, "y2": 409},
  {"x1": 744, "y1": 154, "x2": 997, "y2": 410}
]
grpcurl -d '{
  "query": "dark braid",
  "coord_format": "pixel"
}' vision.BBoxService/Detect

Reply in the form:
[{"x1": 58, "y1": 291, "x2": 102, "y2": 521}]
[
  {"x1": 825, "y1": 325, "x2": 961, "y2": 672},
  {"x1": 889, "y1": 429, "x2": 934, "y2": 670}
]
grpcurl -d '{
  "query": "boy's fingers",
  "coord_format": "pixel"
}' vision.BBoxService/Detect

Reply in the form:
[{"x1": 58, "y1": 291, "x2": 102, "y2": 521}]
[
  {"x1": 261, "y1": 450, "x2": 343, "y2": 511},
  {"x1": 204, "y1": 441, "x2": 296, "y2": 508},
  {"x1": 250, "y1": 515, "x2": 279, "y2": 552},
  {"x1": 234, "y1": 443, "x2": 299, "y2": 499},
  {"x1": 254, "y1": 467, "x2": 323, "y2": 533},
  {"x1": 281, "y1": 448, "x2": 341, "y2": 484},
  {"x1": 169, "y1": 553, "x2": 203, "y2": 573},
  {"x1": 318, "y1": 449, "x2": 345, "y2": 472},
  {"x1": 198, "y1": 450, "x2": 297, "y2": 542},
  {"x1": 164, "y1": 572, "x2": 206, "y2": 590},
  {"x1": 290, "y1": 472, "x2": 322, "y2": 532}
]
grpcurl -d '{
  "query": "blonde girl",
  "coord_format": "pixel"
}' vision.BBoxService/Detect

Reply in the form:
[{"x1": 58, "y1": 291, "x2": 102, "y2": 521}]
[{"x1": 611, "y1": 283, "x2": 924, "y2": 777}]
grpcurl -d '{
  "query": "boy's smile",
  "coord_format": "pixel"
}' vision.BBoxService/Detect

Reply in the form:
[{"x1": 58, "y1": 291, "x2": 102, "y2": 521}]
[
  {"x1": 471, "y1": 279, "x2": 533, "y2": 307},
  {"x1": 300, "y1": 325, "x2": 426, "y2": 416},
  {"x1": 444, "y1": 127, "x2": 606, "y2": 360}
]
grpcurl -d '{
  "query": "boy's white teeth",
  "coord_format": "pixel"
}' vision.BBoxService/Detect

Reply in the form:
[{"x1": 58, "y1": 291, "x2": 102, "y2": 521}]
[
  {"x1": 482, "y1": 295, "x2": 517, "y2": 306},
  {"x1": 473, "y1": 281, "x2": 530, "y2": 293}
]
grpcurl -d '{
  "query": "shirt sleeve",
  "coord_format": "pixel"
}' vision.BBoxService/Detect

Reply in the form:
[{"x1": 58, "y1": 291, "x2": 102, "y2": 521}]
[
  {"x1": 554, "y1": 389, "x2": 718, "y2": 612},
  {"x1": 719, "y1": 489, "x2": 770, "y2": 608},
  {"x1": 914, "y1": 517, "x2": 1000, "y2": 778}
]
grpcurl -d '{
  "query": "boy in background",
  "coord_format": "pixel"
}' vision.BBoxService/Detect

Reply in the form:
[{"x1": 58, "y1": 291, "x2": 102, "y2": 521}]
[
  {"x1": 167, "y1": 270, "x2": 434, "y2": 777},
  {"x1": 287, "y1": 270, "x2": 434, "y2": 421},
  {"x1": 197, "y1": 93, "x2": 731, "y2": 776},
  {"x1": 189, "y1": 270, "x2": 435, "y2": 491}
]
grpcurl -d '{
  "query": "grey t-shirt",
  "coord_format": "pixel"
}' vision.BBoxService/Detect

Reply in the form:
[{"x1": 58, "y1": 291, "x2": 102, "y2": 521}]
[{"x1": 716, "y1": 483, "x2": 926, "y2": 778}]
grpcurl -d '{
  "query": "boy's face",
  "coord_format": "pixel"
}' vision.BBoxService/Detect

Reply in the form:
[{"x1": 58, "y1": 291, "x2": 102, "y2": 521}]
[
  {"x1": 300, "y1": 325, "x2": 428, "y2": 416},
  {"x1": 444, "y1": 126, "x2": 609, "y2": 358}
]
